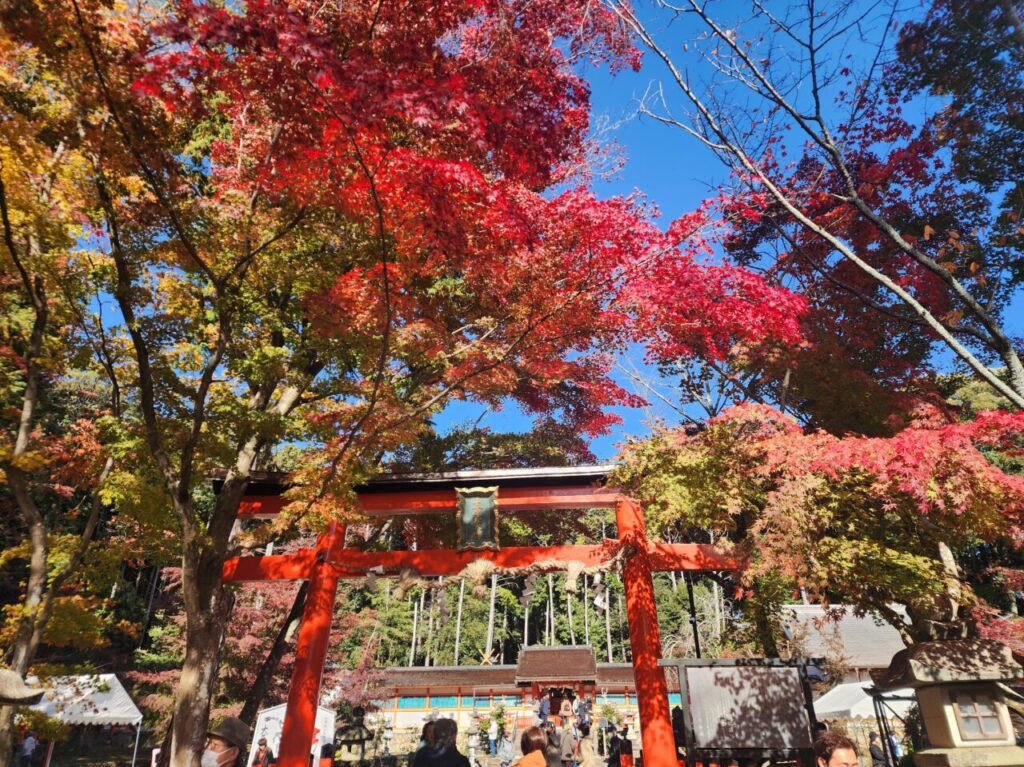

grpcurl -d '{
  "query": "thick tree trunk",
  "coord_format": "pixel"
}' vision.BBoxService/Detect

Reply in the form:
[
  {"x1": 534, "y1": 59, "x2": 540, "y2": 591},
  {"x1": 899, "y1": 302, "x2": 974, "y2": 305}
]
[
  {"x1": 239, "y1": 581, "x2": 309, "y2": 725},
  {"x1": 904, "y1": 542, "x2": 973, "y2": 642},
  {"x1": 0, "y1": 481, "x2": 49, "y2": 767},
  {"x1": 168, "y1": 542, "x2": 233, "y2": 767}
]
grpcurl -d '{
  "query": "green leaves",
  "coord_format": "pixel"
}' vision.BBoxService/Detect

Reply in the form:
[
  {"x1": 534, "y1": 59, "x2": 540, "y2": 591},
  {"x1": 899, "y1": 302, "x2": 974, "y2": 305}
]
[{"x1": 614, "y1": 403, "x2": 1024, "y2": 642}]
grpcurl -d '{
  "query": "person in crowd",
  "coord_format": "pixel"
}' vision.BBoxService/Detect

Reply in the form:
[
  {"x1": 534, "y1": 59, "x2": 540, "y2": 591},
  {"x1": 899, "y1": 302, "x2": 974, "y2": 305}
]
[
  {"x1": 617, "y1": 727, "x2": 632, "y2": 767},
  {"x1": 868, "y1": 732, "x2": 885, "y2": 767},
  {"x1": 420, "y1": 722, "x2": 437, "y2": 751},
  {"x1": 497, "y1": 728, "x2": 516, "y2": 767},
  {"x1": 576, "y1": 724, "x2": 594, "y2": 767},
  {"x1": 538, "y1": 691, "x2": 552, "y2": 726},
  {"x1": 489, "y1": 717, "x2": 500, "y2": 756},
  {"x1": 205, "y1": 716, "x2": 251, "y2": 767},
  {"x1": 605, "y1": 726, "x2": 621, "y2": 767},
  {"x1": 512, "y1": 727, "x2": 549, "y2": 767},
  {"x1": 813, "y1": 732, "x2": 859, "y2": 767},
  {"x1": 251, "y1": 737, "x2": 274, "y2": 767},
  {"x1": 544, "y1": 723, "x2": 562, "y2": 767},
  {"x1": 671, "y1": 706, "x2": 685, "y2": 749},
  {"x1": 20, "y1": 732, "x2": 37, "y2": 767},
  {"x1": 413, "y1": 718, "x2": 469, "y2": 767},
  {"x1": 559, "y1": 694, "x2": 574, "y2": 722},
  {"x1": 579, "y1": 695, "x2": 592, "y2": 727},
  {"x1": 559, "y1": 717, "x2": 579, "y2": 767},
  {"x1": 887, "y1": 733, "x2": 903, "y2": 761}
]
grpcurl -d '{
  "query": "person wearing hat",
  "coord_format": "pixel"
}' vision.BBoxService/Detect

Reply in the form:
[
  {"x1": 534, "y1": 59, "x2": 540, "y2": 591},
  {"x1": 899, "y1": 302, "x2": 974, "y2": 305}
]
[
  {"x1": 205, "y1": 716, "x2": 250, "y2": 767},
  {"x1": 251, "y1": 736, "x2": 274, "y2": 767}
]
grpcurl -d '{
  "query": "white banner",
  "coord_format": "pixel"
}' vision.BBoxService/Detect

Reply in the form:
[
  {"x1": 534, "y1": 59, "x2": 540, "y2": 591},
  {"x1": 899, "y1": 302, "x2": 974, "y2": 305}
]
[{"x1": 250, "y1": 704, "x2": 336, "y2": 761}]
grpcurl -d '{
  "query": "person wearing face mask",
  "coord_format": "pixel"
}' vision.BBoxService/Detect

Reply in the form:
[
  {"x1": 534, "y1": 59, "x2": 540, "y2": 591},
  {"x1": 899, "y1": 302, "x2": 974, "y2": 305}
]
[{"x1": 204, "y1": 716, "x2": 251, "y2": 767}]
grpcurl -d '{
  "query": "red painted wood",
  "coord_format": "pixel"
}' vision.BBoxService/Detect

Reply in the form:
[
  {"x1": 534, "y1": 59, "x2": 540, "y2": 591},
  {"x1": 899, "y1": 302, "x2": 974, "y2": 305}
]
[
  {"x1": 222, "y1": 549, "x2": 316, "y2": 581},
  {"x1": 222, "y1": 542, "x2": 736, "y2": 583},
  {"x1": 277, "y1": 525, "x2": 344, "y2": 767},
  {"x1": 616, "y1": 498, "x2": 676, "y2": 767},
  {"x1": 237, "y1": 485, "x2": 622, "y2": 518}
]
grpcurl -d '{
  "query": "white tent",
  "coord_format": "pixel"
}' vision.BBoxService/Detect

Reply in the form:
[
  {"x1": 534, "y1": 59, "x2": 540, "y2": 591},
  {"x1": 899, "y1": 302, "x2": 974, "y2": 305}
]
[
  {"x1": 30, "y1": 674, "x2": 144, "y2": 767},
  {"x1": 814, "y1": 681, "x2": 915, "y2": 720}
]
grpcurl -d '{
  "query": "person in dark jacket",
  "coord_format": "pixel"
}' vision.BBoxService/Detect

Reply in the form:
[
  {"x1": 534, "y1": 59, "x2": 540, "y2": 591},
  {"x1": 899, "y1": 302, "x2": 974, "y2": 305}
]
[
  {"x1": 606, "y1": 726, "x2": 621, "y2": 767},
  {"x1": 251, "y1": 738, "x2": 274, "y2": 767},
  {"x1": 868, "y1": 732, "x2": 886, "y2": 767},
  {"x1": 412, "y1": 719, "x2": 470, "y2": 767}
]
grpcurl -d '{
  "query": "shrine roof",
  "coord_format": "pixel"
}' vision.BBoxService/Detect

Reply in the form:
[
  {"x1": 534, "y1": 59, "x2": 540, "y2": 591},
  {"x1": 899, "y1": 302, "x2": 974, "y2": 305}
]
[{"x1": 223, "y1": 465, "x2": 616, "y2": 496}]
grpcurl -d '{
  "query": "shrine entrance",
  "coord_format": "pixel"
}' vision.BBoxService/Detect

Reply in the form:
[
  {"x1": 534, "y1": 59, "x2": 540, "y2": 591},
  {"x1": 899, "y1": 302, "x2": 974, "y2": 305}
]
[{"x1": 222, "y1": 466, "x2": 735, "y2": 767}]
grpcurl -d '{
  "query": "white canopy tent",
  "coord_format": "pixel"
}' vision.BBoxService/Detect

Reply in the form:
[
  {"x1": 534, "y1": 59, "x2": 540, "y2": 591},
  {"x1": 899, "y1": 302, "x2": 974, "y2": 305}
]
[
  {"x1": 30, "y1": 674, "x2": 144, "y2": 767},
  {"x1": 814, "y1": 681, "x2": 915, "y2": 720}
]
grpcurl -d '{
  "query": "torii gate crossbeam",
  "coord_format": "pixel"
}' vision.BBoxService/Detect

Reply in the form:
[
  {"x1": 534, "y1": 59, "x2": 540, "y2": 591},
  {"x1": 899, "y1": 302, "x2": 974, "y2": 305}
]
[{"x1": 221, "y1": 469, "x2": 735, "y2": 767}]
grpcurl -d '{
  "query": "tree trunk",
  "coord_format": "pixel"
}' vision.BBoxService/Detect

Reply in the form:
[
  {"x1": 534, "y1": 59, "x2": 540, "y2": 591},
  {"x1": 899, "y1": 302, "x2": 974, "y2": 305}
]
[
  {"x1": 408, "y1": 595, "x2": 419, "y2": 667},
  {"x1": 567, "y1": 584, "x2": 576, "y2": 645},
  {"x1": 500, "y1": 609, "x2": 507, "y2": 663},
  {"x1": 454, "y1": 579, "x2": 465, "y2": 664},
  {"x1": 605, "y1": 593, "x2": 613, "y2": 663},
  {"x1": 484, "y1": 573, "x2": 498, "y2": 662},
  {"x1": 239, "y1": 581, "x2": 309, "y2": 725},
  {"x1": 523, "y1": 596, "x2": 530, "y2": 647},
  {"x1": 712, "y1": 581, "x2": 722, "y2": 642},
  {"x1": 424, "y1": 584, "x2": 436, "y2": 667},
  {"x1": 583, "y1": 575, "x2": 590, "y2": 646},
  {"x1": 169, "y1": 541, "x2": 233, "y2": 767},
  {"x1": 616, "y1": 591, "x2": 625, "y2": 661},
  {"x1": 547, "y1": 574, "x2": 555, "y2": 645}
]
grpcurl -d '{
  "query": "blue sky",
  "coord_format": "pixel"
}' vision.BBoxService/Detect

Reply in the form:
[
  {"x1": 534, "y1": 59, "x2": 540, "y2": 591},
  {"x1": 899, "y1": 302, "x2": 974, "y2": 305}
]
[{"x1": 434, "y1": 2, "x2": 1024, "y2": 462}]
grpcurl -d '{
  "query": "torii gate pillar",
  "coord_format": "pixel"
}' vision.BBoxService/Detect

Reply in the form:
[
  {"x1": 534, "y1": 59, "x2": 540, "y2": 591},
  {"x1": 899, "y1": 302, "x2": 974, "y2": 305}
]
[
  {"x1": 616, "y1": 498, "x2": 675, "y2": 767},
  {"x1": 277, "y1": 523, "x2": 345, "y2": 767}
]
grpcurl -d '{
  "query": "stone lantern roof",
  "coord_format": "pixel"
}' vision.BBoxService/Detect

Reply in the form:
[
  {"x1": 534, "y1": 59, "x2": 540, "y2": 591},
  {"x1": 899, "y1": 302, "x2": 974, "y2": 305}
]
[{"x1": 871, "y1": 639, "x2": 1023, "y2": 691}]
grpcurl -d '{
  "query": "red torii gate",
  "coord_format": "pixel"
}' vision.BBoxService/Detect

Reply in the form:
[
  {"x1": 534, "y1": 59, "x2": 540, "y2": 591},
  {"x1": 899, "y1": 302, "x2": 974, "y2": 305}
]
[{"x1": 222, "y1": 467, "x2": 734, "y2": 767}]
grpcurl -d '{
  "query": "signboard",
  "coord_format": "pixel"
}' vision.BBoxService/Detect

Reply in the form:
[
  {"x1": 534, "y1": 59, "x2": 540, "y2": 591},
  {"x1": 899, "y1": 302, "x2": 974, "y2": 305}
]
[
  {"x1": 659, "y1": 657, "x2": 818, "y2": 767},
  {"x1": 684, "y1": 665, "x2": 812, "y2": 750},
  {"x1": 456, "y1": 486, "x2": 499, "y2": 551},
  {"x1": 250, "y1": 704, "x2": 336, "y2": 761}
]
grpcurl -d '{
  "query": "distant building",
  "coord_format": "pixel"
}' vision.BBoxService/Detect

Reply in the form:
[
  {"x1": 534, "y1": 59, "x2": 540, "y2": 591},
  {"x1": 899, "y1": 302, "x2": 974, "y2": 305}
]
[
  {"x1": 342, "y1": 606, "x2": 914, "y2": 737},
  {"x1": 783, "y1": 604, "x2": 909, "y2": 683},
  {"x1": 358, "y1": 648, "x2": 652, "y2": 732}
]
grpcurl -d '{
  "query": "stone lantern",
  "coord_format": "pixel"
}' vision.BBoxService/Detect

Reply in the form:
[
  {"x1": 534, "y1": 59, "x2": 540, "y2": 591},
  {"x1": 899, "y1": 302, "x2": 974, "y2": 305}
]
[{"x1": 871, "y1": 639, "x2": 1023, "y2": 767}]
